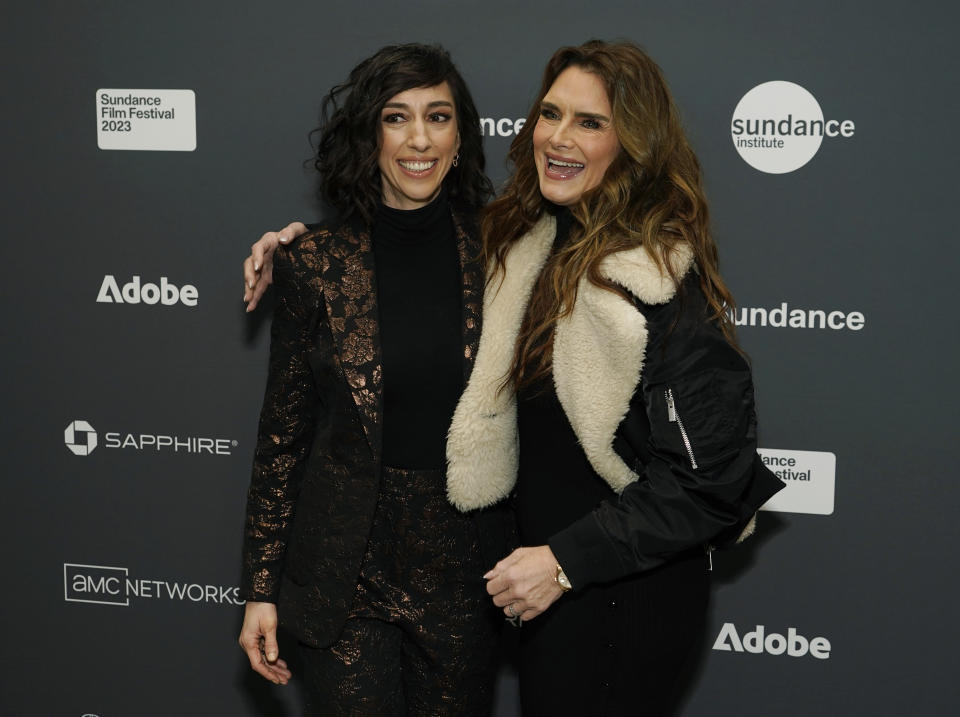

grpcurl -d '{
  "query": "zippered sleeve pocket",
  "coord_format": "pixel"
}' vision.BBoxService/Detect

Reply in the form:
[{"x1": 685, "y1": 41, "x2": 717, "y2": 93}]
[
  {"x1": 665, "y1": 388, "x2": 699, "y2": 469},
  {"x1": 647, "y1": 368, "x2": 754, "y2": 472}
]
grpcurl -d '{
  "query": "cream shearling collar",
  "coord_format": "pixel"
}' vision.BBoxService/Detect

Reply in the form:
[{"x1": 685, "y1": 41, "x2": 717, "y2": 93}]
[{"x1": 446, "y1": 214, "x2": 693, "y2": 511}]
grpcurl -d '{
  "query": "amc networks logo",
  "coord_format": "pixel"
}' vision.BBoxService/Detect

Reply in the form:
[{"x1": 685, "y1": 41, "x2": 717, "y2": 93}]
[
  {"x1": 64, "y1": 562, "x2": 243, "y2": 607},
  {"x1": 65, "y1": 563, "x2": 130, "y2": 606}
]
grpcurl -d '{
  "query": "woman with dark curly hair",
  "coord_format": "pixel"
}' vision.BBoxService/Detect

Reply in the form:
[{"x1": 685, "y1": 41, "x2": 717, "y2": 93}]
[{"x1": 237, "y1": 43, "x2": 511, "y2": 716}]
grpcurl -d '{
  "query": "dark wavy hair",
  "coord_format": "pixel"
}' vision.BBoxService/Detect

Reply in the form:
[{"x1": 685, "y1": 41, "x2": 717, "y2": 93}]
[{"x1": 312, "y1": 43, "x2": 492, "y2": 224}]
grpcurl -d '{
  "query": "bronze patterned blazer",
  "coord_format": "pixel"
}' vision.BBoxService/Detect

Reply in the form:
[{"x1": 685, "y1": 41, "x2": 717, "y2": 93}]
[{"x1": 240, "y1": 204, "x2": 495, "y2": 648}]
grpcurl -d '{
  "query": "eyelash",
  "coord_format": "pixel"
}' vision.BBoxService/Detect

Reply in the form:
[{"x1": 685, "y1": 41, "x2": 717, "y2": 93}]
[
  {"x1": 539, "y1": 108, "x2": 603, "y2": 130},
  {"x1": 382, "y1": 112, "x2": 452, "y2": 124}
]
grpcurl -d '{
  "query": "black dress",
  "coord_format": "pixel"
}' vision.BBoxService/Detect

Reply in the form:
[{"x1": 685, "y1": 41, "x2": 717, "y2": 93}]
[
  {"x1": 516, "y1": 378, "x2": 710, "y2": 717},
  {"x1": 514, "y1": 211, "x2": 710, "y2": 717}
]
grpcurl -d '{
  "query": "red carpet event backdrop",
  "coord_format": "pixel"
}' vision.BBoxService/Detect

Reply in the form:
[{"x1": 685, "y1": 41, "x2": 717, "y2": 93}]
[{"x1": 3, "y1": 1, "x2": 957, "y2": 715}]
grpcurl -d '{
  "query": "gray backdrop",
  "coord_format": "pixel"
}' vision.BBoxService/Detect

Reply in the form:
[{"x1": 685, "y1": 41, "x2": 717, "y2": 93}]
[{"x1": 3, "y1": 1, "x2": 958, "y2": 715}]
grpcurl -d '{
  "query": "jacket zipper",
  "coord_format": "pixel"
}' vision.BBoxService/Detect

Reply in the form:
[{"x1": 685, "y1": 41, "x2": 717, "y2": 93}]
[{"x1": 665, "y1": 388, "x2": 698, "y2": 469}]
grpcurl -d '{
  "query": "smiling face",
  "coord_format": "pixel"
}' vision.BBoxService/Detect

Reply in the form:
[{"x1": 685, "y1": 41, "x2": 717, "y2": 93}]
[
  {"x1": 377, "y1": 82, "x2": 460, "y2": 210},
  {"x1": 533, "y1": 66, "x2": 621, "y2": 206}
]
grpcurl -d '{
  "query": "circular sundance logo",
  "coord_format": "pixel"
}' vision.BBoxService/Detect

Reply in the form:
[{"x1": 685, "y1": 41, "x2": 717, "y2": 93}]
[
  {"x1": 731, "y1": 81, "x2": 855, "y2": 174},
  {"x1": 65, "y1": 420, "x2": 98, "y2": 456}
]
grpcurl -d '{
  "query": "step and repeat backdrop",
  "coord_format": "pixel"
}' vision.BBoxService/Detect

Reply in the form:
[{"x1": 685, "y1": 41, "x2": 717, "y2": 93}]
[{"x1": 3, "y1": 1, "x2": 957, "y2": 715}]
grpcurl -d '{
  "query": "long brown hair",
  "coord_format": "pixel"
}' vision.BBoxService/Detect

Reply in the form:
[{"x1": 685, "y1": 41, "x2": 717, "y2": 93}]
[{"x1": 483, "y1": 40, "x2": 737, "y2": 390}]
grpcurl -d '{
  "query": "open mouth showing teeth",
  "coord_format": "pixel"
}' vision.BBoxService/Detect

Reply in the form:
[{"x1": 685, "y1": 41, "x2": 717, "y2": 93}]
[
  {"x1": 398, "y1": 160, "x2": 438, "y2": 172},
  {"x1": 548, "y1": 158, "x2": 585, "y2": 168},
  {"x1": 546, "y1": 156, "x2": 585, "y2": 179}
]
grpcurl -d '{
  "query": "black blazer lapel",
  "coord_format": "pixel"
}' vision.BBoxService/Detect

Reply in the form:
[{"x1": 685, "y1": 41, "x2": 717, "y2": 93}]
[
  {"x1": 319, "y1": 221, "x2": 383, "y2": 462},
  {"x1": 452, "y1": 206, "x2": 483, "y2": 381}
]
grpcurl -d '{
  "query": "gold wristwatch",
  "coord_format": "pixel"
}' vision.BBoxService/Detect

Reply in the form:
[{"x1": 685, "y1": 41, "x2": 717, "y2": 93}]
[{"x1": 555, "y1": 564, "x2": 573, "y2": 592}]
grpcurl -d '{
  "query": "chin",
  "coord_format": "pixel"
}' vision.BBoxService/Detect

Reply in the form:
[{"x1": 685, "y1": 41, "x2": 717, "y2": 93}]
[{"x1": 539, "y1": 181, "x2": 579, "y2": 207}]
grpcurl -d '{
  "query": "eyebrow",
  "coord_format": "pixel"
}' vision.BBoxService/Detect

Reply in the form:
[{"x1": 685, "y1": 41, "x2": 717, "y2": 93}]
[
  {"x1": 541, "y1": 100, "x2": 610, "y2": 123},
  {"x1": 382, "y1": 100, "x2": 454, "y2": 110}
]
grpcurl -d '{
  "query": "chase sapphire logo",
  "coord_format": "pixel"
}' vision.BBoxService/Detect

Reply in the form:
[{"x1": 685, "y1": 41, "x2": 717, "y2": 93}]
[{"x1": 64, "y1": 420, "x2": 98, "y2": 456}]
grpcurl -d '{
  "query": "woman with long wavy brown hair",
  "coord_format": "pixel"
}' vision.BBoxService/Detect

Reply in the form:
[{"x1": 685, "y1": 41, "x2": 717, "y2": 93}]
[{"x1": 445, "y1": 40, "x2": 783, "y2": 715}]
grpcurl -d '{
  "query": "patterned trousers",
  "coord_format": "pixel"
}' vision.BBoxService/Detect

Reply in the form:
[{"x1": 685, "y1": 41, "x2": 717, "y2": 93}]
[{"x1": 299, "y1": 465, "x2": 501, "y2": 716}]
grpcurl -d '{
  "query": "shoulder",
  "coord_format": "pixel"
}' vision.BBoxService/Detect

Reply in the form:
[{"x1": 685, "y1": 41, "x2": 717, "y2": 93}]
[
  {"x1": 274, "y1": 213, "x2": 363, "y2": 277},
  {"x1": 272, "y1": 217, "x2": 351, "y2": 303},
  {"x1": 599, "y1": 241, "x2": 694, "y2": 306},
  {"x1": 276, "y1": 218, "x2": 338, "y2": 269},
  {"x1": 640, "y1": 274, "x2": 748, "y2": 383}
]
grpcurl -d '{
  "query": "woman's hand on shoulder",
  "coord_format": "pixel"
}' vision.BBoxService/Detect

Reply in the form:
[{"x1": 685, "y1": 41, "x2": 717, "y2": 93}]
[
  {"x1": 243, "y1": 222, "x2": 308, "y2": 312},
  {"x1": 238, "y1": 600, "x2": 292, "y2": 685},
  {"x1": 484, "y1": 545, "x2": 565, "y2": 623}
]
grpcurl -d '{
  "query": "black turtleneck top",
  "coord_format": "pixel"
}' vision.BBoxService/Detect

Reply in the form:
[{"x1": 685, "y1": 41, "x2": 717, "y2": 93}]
[
  {"x1": 372, "y1": 190, "x2": 464, "y2": 469},
  {"x1": 515, "y1": 207, "x2": 618, "y2": 545}
]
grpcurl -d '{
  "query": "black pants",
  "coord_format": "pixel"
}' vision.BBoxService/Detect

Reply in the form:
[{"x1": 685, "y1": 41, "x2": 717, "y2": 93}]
[
  {"x1": 519, "y1": 550, "x2": 710, "y2": 717},
  {"x1": 299, "y1": 466, "x2": 500, "y2": 716}
]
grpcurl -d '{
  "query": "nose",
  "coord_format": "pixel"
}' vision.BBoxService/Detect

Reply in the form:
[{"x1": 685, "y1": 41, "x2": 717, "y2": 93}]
[
  {"x1": 549, "y1": 118, "x2": 574, "y2": 150},
  {"x1": 406, "y1": 117, "x2": 431, "y2": 152}
]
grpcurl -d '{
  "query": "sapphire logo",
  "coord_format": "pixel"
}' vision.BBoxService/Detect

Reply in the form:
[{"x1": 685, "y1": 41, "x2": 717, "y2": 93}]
[
  {"x1": 731, "y1": 81, "x2": 855, "y2": 174},
  {"x1": 62, "y1": 417, "x2": 237, "y2": 458},
  {"x1": 65, "y1": 420, "x2": 98, "y2": 456}
]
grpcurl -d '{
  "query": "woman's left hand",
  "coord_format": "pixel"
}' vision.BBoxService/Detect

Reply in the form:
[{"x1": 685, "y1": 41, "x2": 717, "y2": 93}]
[{"x1": 484, "y1": 545, "x2": 565, "y2": 622}]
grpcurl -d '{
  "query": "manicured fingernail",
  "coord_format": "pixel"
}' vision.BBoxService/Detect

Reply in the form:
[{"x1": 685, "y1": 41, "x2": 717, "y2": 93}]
[
  {"x1": 483, "y1": 571, "x2": 493, "y2": 579},
  {"x1": 254, "y1": 262, "x2": 261, "y2": 271},
  {"x1": 267, "y1": 651, "x2": 277, "y2": 661}
]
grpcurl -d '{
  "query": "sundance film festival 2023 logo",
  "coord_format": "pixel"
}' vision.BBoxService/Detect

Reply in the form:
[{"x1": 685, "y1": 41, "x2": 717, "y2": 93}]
[
  {"x1": 64, "y1": 419, "x2": 237, "y2": 457},
  {"x1": 97, "y1": 89, "x2": 196, "y2": 151},
  {"x1": 732, "y1": 81, "x2": 855, "y2": 173},
  {"x1": 64, "y1": 563, "x2": 242, "y2": 607},
  {"x1": 758, "y1": 448, "x2": 836, "y2": 516}
]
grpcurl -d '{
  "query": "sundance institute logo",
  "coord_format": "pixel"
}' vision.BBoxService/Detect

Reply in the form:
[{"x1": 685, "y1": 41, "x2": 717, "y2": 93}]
[
  {"x1": 65, "y1": 420, "x2": 98, "y2": 456},
  {"x1": 731, "y1": 81, "x2": 855, "y2": 174}
]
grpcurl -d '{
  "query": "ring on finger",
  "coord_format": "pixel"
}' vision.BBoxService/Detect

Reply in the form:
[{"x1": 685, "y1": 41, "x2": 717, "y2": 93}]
[{"x1": 507, "y1": 603, "x2": 518, "y2": 618}]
